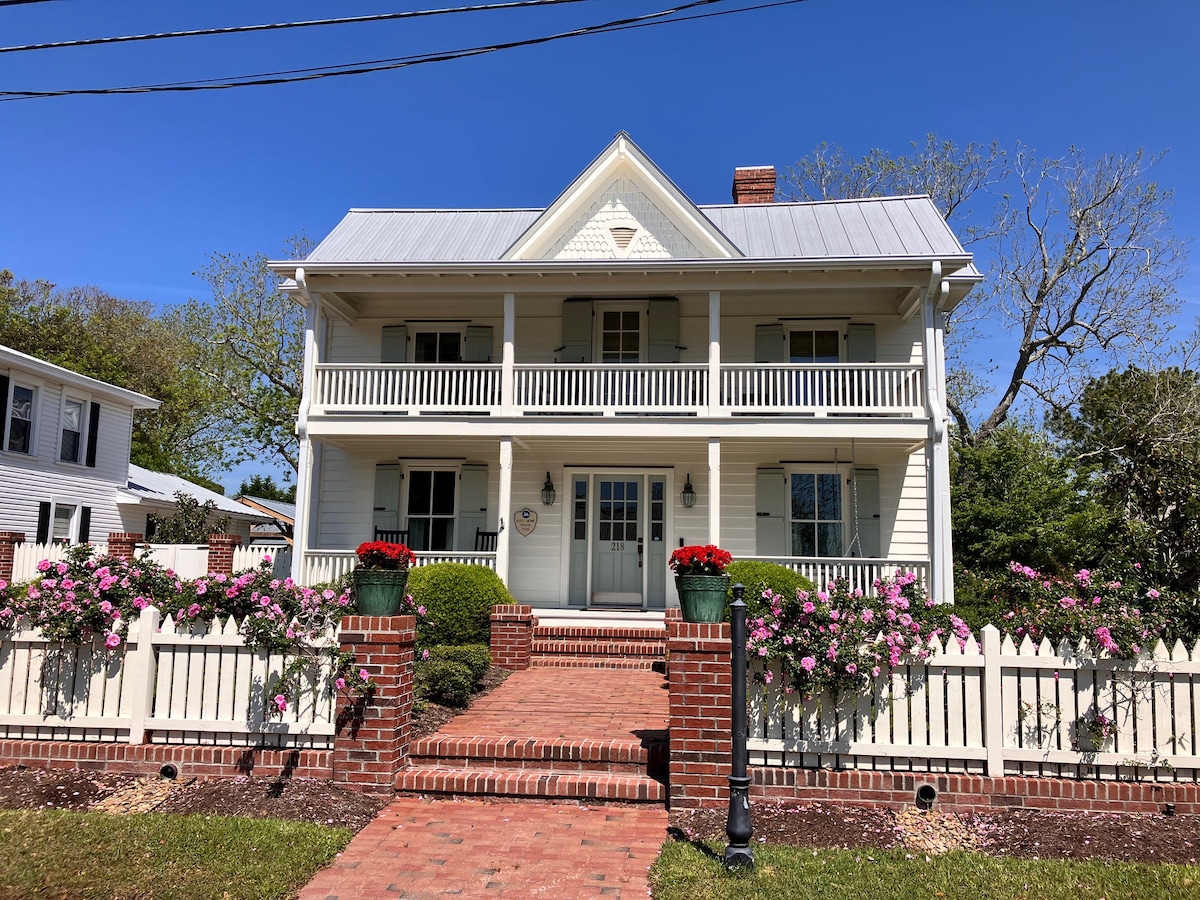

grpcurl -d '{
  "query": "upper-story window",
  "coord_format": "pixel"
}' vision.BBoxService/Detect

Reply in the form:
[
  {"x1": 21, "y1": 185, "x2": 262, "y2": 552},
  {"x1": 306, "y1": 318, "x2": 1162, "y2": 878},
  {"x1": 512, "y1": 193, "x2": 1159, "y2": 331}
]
[
  {"x1": 7, "y1": 383, "x2": 35, "y2": 455},
  {"x1": 413, "y1": 331, "x2": 463, "y2": 364},
  {"x1": 60, "y1": 398, "x2": 85, "y2": 463},
  {"x1": 600, "y1": 310, "x2": 641, "y2": 362},
  {"x1": 789, "y1": 329, "x2": 841, "y2": 364}
]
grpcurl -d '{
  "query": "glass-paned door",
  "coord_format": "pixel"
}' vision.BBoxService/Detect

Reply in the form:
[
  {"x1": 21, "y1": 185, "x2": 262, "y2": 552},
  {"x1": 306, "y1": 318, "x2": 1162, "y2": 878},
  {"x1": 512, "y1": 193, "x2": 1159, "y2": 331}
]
[
  {"x1": 789, "y1": 329, "x2": 840, "y2": 406},
  {"x1": 790, "y1": 472, "x2": 844, "y2": 557},
  {"x1": 406, "y1": 470, "x2": 456, "y2": 551},
  {"x1": 592, "y1": 476, "x2": 642, "y2": 606}
]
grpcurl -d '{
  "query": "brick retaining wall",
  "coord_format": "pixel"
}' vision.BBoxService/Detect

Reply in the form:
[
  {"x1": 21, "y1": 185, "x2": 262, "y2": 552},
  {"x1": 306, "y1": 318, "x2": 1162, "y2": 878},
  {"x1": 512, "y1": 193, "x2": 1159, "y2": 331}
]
[{"x1": 0, "y1": 741, "x2": 331, "y2": 779}]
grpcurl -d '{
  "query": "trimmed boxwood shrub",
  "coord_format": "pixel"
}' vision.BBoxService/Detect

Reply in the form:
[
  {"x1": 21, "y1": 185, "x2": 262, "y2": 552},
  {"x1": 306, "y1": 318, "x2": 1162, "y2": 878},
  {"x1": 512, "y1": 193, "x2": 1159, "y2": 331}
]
[
  {"x1": 724, "y1": 560, "x2": 816, "y2": 620},
  {"x1": 426, "y1": 644, "x2": 491, "y2": 685},
  {"x1": 407, "y1": 563, "x2": 513, "y2": 647},
  {"x1": 416, "y1": 659, "x2": 474, "y2": 708}
]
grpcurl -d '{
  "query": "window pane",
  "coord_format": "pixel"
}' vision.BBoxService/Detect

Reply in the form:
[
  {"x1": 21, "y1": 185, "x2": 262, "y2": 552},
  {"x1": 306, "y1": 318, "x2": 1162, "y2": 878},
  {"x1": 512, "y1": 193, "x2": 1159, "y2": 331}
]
[
  {"x1": 575, "y1": 480, "x2": 587, "y2": 499},
  {"x1": 651, "y1": 522, "x2": 663, "y2": 542},
  {"x1": 791, "y1": 523, "x2": 815, "y2": 556},
  {"x1": 814, "y1": 331, "x2": 840, "y2": 362},
  {"x1": 60, "y1": 431, "x2": 80, "y2": 463},
  {"x1": 602, "y1": 332, "x2": 621, "y2": 353},
  {"x1": 431, "y1": 518, "x2": 453, "y2": 551},
  {"x1": 622, "y1": 311, "x2": 638, "y2": 329},
  {"x1": 408, "y1": 519, "x2": 430, "y2": 551},
  {"x1": 431, "y1": 471, "x2": 456, "y2": 515},
  {"x1": 7, "y1": 419, "x2": 29, "y2": 454},
  {"x1": 817, "y1": 474, "x2": 842, "y2": 520},
  {"x1": 613, "y1": 482, "x2": 625, "y2": 501},
  {"x1": 791, "y1": 474, "x2": 815, "y2": 520},
  {"x1": 603, "y1": 311, "x2": 620, "y2": 329},
  {"x1": 574, "y1": 500, "x2": 587, "y2": 520},
  {"x1": 62, "y1": 400, "x2": 82, "y2": 434},
  {"x1": 818, "y1": 523, "x2": 843, "y2": 557},
  {"x1": 439, "y1": 332, "x2": 461, "y2": 363},
  {"x1": 599, "y1": 522, "x2": 611, "y2": 541},
  {"x1": 624, "y1": 521, "x2": 638, "y2": 541},
  {"x1": 626, "y1": 481, "x2": 638, "y2": 501},
  {"x1": 413, "y1": 332, "x2": 438, "y2": 363},
  {"x1": 621, "y1": 332, "x2": 638, "y2": 352},
  {"x1": 575, "y1": 522, "x2": 587, "y2": 540},
  {"x1": 651, "y1": 501, "x2": 663, "y2": 521},
  {"x1": 408, "y1": 471, "x2": 432, "y2": 514},
  {"x1": 53, "y1": 505, "x2": 74, "y2": 542},
  {"x1": 789, "y1": 331, "x2": 814, "y2": 362},
  {"x1": 651, "y1": 481, "x2": 663, "y2": 501},
  {"x1": 600, "y1": 481, "x2": 611, "y2": 501},
  {"x1": 11, "y1": 386, "x2": 32, "y2": 421}
]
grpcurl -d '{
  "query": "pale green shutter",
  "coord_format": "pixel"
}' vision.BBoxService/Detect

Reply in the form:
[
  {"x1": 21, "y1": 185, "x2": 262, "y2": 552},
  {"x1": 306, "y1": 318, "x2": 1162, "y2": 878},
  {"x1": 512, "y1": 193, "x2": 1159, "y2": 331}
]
[
  {"x1": 755, "y1": 467, "x2": 787, "y2": 557},
  {"x1": 381, "y1": 326, "x2": 407, "y2": 363},
  {"x1": 561, "y1": 300, "x2": 593, "y2": 363},
  {"x1": 373, "y1": 465, "x2": 401, "y2": 533},
  {"x1": 647, "y1": 298, "x2": 679, "y2": 363},
  {"x1": 846, "y1": 323, "x2": 876, "y2": 363},
  {"x1": 755, "y1": 324, "x2": 784, "y2": 363},
  {"x1": 851, "y1": 468, "x2": 881, "y2": 558},
  {"x1": 464, "y1": 326, "x2": 493, "y2": 363},
  {"x1": 456, "y1": 464, "x2": 489, "y2": 551}
]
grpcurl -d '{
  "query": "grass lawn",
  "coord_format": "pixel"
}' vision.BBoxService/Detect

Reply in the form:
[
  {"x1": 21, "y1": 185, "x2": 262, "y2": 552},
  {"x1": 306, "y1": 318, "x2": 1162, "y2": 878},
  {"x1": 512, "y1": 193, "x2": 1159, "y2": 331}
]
[
  {"x1": 652, "y1": 842, "x2": 1200, "y2": 900},
  {"x1": 0, "y1": 809, "x2": 352, "y2": 899}
]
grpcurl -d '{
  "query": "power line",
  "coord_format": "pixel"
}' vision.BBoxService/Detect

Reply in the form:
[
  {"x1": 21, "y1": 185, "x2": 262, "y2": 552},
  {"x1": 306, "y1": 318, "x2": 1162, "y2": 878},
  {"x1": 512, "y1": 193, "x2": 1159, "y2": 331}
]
[
  {"x1": 1, "y1": 0, "x2": 808, "y2": 101},
  {"x1": 0, "y1": 0, "x2": 593, "y2": 55},
  {"x1": 0, "y1": 0, "x2": 62, "y2": 7}
]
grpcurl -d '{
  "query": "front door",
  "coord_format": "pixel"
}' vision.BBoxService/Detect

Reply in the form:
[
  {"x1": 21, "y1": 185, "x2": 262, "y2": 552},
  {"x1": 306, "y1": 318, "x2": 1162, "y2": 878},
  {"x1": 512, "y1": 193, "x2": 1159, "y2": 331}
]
[{"x1": 591, "y1": 476, "x2": 643, "y2": 606}]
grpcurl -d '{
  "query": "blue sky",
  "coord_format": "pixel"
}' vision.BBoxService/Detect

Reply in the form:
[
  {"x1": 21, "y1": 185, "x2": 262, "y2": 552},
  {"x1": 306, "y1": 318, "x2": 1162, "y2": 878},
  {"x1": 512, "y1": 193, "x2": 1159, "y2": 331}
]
[{"x1": 2, "y1": 0, "x2": 1198, "y2": 491}]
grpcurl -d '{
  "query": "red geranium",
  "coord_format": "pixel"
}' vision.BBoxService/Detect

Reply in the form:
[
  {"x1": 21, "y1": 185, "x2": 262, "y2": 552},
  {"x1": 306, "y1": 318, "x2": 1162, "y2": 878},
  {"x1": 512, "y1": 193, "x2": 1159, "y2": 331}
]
[
  {"x1": 669, "y1": 544, "x2": 733, "y2": 576},
  {"x1": 355, "y1": 541, "x2": 416, "y2": 571}
]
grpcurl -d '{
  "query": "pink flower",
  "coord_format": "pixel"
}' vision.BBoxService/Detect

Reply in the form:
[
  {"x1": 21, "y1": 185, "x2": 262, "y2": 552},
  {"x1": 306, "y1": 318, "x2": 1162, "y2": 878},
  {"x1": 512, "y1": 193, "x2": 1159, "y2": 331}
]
[
  {"x1": 763, "y1": 670, "x2": 774, "y2": 684},
  {"x1": 800, "y1": 656, "x2": 816, "y2": 673},
  {"x1": 105, "y1": 633, "x2": 121, "y2": 649},
  {"x1": 359, "y1": 668, "x2": 369, "y2": 681},
  {"x1": 422, "y1": 649, "x2": 430, "y2": 660},
  {"x1": 187, "y1": 603, "x2": 201, "y2": 618},
  {"x1": 335, "y1": 677, "x2": 346, "y2": 690},
  {"x1": 417, "y1": 606, "x2": 426, "y2": 616},
  {"x1": 274, "y1": 694, "x2": 287, "y2": 711},
  {"x1": 845, "y1": 663, "x2": 858, "y2": 676},
  {"x1": 36, "y1": 559, "x2": 51, "y2": 572},
  {"x1": 802, "y1": 601, "x2": 816, "y2": 614}
]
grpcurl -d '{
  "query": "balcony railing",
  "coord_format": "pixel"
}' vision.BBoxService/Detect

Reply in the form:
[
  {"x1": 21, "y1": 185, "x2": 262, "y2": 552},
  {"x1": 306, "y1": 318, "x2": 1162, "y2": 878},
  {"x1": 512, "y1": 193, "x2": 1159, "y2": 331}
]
[
  {"x1": 721, "y1": 364, "x2": 924, "y2": 416},
  {"x1": 299, "y1": 550, "x2": 498, "y2": 587},
  {"x1": 514, "y1": 363, "x2": 708, "y2": 414},
  {"x1": 740, "y1": 556, "x2": 931, "y2": 598},
  {"x1": 310, "y1": 362, "x2": 925, "y2": 417},
  {"x1": 314, "y1": 364, "x2": 500, "y2": 413}
]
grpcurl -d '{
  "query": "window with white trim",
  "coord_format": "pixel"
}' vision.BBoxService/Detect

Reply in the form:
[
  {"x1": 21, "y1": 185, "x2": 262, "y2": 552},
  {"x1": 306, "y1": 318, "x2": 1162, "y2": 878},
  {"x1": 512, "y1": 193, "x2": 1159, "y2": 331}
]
[
  {"x1": 52, "y1": 503, "x2": 77, "y2": 544},
  {"x1": 60, "y1": 397, "x2": 85, "y2": 463},
  {"x1": 788, "y1": 328, "x2": 841, "y2": 363},
  {"x1": 412, "y1": 331, "x2": 463, "y2": 364},
  {"x1": 405, "y1": 469, "x2": 457, "y2": 551},
  {"x1": 7, "y1": 383, "x2": 35, "y2": 455},
  {"x1": 789, "y1": 468, "x2": 846, "y2": 557}
]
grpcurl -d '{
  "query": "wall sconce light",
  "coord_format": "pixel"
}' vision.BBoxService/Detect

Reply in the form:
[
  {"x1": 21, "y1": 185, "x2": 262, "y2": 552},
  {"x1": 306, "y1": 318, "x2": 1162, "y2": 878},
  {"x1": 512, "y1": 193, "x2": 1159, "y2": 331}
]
[
  {"x1": 681, "y1": 474, "x2": 697, "y2": 509},
  {"x1": 541, "y1": 472, "x2": 557, "y2": 507}
]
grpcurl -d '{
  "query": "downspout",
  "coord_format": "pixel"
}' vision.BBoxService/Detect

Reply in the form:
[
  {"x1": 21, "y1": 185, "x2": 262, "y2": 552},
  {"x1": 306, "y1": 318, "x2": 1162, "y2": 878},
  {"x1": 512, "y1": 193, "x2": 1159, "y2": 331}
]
[
  {"x1": 922, "y1": 261, "x2": 947, "y2": 441},
  {"x1": 291, "y1": 268, "x2": 317, "y2": 583},
  {"x1": 922, "y1": 261, "x2": 954, "y2": 604}
]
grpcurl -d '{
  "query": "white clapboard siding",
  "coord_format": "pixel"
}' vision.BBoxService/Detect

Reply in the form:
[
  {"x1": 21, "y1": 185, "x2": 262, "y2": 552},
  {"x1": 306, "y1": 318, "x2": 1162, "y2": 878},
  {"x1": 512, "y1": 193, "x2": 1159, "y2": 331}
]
[
  {"x1": 0, "y1": 606, "x2": 338, "y2": 748},
  {"x1": 748, "y1": 626, "x2": 1200, "y2": 781}
]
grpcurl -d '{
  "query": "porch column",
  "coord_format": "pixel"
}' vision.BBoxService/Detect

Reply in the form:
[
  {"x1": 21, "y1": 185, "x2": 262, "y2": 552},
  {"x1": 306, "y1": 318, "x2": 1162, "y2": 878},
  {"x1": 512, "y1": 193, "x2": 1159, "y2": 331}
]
[
  {"x1": 922, "y1": 278, "x2": 953, "y2": 604},
  {"x1": 708, "y1": 291, "x2": 725, "y2": 416},
  {"x1": 496, "y1": 437, "x2": 513, "y2": 583},
  {"x1": 501, "y1": 292, "x2": 516, "y2": 416},
  {"x1": 708, "y1": 437, "x2": 721, "y2": 547},
  {"x1": 291, "y1": 290, "x2": 322, "y2": 585}
]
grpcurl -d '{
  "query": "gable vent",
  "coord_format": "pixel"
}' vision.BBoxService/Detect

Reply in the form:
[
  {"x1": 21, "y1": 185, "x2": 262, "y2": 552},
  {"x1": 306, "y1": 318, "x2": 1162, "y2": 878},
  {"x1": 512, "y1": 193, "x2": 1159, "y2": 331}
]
[{"x1": 610, "y1": 226, "x2": 638, "y2": 250}]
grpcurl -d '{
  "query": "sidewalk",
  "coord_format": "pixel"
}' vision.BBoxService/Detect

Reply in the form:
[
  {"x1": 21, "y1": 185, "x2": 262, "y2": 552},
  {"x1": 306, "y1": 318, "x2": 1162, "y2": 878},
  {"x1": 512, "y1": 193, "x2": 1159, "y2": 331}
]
[{"x1": 299, "y1": 794, "x2": 668, "y2": 899}]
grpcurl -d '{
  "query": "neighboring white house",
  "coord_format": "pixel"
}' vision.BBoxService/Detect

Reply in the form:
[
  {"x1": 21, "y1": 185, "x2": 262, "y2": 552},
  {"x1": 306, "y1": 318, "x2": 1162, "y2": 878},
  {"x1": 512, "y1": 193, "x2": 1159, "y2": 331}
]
[
  {"x1": 124, "y1": 464, "x2": 268, "y2": 543},
  {"x1": 0, "y1": 344, "x2": 267, "y2": 544},
  {"x1": 272, "y1": 133, "x2": 981, "y2": 607}
]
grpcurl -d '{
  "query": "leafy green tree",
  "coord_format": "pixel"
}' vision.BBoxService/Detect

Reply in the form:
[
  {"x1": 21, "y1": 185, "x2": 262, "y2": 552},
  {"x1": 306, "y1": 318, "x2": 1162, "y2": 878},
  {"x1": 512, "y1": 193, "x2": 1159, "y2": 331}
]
[
  {"x1": 783, "y1": 139, "x2": 1187, "y2": 446},
  {"x1": 179, "y1": 236, "x2": 310, "y2": 475},
  {"x1": 237, "y1": 474, "x2": 296, "y2": 503},
  {"x1": 146, "y1": 493, "x2": 232, "y2": 544},
  {"x1": 950, "y1": 424, "x2": 1113, "y2": 576},
  {"x1": 1051, "y1": 367, "x2": 1200, "y2": 593},
  {"x1": 0, "y1": 269, "x2": 230, "y2": 479}
]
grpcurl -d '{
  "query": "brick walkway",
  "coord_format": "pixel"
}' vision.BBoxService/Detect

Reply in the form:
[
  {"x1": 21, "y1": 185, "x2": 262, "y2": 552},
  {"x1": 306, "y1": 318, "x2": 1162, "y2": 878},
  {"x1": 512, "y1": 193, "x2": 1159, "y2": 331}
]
[
  {"x1": 430, "y1": 667, "x2": 669, "y2": 743},
  {"x1": 299, "y1": 795, "x2": 669, "y2": 899}
]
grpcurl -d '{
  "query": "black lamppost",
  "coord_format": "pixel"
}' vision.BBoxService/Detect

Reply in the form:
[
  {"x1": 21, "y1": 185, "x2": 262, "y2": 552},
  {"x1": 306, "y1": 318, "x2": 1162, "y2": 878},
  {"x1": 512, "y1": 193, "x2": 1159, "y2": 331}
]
[{"x1": 725, "y1": 582, "x2": 754, "y2": 869}]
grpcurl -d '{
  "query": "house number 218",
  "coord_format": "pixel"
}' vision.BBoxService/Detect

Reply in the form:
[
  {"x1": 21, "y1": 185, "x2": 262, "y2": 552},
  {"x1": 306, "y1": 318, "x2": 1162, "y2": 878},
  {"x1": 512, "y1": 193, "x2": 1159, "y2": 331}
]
[{"x1": 610, "y1": 542, "x2": 625, "y2": 551}]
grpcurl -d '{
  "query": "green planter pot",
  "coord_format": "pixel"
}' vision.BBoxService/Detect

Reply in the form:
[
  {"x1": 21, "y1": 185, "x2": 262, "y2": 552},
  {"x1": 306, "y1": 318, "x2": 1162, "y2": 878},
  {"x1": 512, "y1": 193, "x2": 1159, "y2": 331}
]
[
  {"x1": 675, "y1": 574, "x2": 730, "y2": 623},
  {"x1": 353, "y1": 568, "x2": 410, "y2": 616}
]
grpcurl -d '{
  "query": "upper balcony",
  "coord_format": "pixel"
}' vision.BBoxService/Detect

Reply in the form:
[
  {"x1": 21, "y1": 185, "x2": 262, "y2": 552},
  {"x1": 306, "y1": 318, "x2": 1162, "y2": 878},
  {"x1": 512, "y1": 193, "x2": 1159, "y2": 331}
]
[{"x1": 311, "y1": 361, "x2": 926, "y2": 418}]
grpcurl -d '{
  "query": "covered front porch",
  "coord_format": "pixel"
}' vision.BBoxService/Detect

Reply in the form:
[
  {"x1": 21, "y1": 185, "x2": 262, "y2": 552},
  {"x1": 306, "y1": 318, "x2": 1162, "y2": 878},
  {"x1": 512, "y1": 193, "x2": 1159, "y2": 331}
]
[{"x1": 294, "y1": 431, "x2": 947, "y2": 604}]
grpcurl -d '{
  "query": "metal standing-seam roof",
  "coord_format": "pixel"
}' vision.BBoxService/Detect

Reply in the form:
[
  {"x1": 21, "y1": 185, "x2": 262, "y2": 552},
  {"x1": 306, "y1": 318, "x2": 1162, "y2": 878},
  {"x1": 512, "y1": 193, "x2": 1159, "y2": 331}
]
[
  {"x1": 303, "y1": 196, "x2": 969, "y2": 264},
  {"x1": 123, "y1": 464, "x2": 270, "y2": 521}
]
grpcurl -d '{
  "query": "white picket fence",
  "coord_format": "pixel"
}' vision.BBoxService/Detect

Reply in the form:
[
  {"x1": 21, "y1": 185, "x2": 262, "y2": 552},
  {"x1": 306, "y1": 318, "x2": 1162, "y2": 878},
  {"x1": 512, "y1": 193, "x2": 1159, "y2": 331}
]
[
  {"x1": 749, "y1": 625, "x2": 1200, "y2": 781},
  {"x1": 10, "y1": 543, "x2": 289, "y2": 585},
  {"x1": 299, "y1": 550, "x2": 498, "y2": 586},
  {"x1": 0, "y1": 606, "x2": 337, "y2": 748}
]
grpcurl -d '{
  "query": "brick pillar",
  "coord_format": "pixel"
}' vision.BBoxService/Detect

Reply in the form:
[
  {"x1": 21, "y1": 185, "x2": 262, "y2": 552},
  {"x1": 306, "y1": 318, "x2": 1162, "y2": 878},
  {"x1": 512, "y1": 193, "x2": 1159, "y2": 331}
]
[
  {"x1": 333, "y1": 614, "x2": 416, "y2": 793},
  {"x1": 668, "y1": 620, "x2": 733, "y2": 809},
  {"x1": 108, "y1": 532, "x2": 144, "y2": 562},
  {"x1": 490, "y1": 604, "x2": 536, "y2": 670},
  {"x1": 0, "y1": 532, "x2": 24, "y2": 583},
  {"x1": 207, "y1": 533, "x2": 242, "y2": 577}
]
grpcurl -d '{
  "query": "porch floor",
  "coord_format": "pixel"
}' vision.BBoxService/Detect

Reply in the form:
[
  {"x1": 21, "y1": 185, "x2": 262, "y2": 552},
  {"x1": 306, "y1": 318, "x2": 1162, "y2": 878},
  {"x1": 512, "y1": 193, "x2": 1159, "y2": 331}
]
[{"x1": 400, "y1": 667, "x2": 669, "y2": 802}]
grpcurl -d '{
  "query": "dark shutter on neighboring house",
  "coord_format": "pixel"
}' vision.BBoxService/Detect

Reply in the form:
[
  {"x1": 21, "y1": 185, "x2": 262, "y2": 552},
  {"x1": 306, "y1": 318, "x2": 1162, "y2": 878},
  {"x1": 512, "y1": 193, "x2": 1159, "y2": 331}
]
[
  {"x1": 85, "y1": 402, "x2": 101, "y2": 467},
  {"x1": 647, "y1": 298, "x2": 680, "y2": 363},
  {"x1": 36, "y1": 502, "x2": 51, "y2": 544},
  {"x1": 78, "y1": 507, "x2": 92, "y2": 544},
  {"x1": 145, "y1": 514, "x2": 158, "y2": 541},
  {"x1": 0, "y1": 375, "x2": 9, "y2": 443}
]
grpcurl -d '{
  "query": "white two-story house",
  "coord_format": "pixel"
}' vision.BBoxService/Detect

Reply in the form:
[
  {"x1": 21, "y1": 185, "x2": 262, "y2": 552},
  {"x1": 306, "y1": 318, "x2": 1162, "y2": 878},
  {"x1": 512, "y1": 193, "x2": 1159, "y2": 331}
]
[{"x1": 275, "y1": 133, "x2": 979, "y2": 607}]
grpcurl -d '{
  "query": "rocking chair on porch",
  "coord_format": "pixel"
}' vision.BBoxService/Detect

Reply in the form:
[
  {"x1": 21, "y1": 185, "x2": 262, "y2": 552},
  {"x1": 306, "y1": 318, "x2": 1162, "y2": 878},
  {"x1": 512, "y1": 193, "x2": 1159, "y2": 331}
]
[
  {"x1": 474, "y1": 528, "x2": 499, "y2": 552},
  {"x1": 374, "y1": 527, "x2": 409, "y2": 545}
]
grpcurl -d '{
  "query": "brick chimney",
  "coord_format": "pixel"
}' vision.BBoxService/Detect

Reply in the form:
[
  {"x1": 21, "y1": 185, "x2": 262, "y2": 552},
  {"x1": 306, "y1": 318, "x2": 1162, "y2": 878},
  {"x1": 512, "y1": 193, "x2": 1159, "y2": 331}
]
[{"x1": 731, "y1": 166, "x2": 776, "y2": 204}]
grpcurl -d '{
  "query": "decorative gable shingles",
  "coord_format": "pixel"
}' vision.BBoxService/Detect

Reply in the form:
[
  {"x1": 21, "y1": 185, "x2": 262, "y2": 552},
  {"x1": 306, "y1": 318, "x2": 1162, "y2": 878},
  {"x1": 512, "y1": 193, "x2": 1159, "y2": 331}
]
[{"x1": 543, "y1": 177, "x2": 702, "y2": 260}]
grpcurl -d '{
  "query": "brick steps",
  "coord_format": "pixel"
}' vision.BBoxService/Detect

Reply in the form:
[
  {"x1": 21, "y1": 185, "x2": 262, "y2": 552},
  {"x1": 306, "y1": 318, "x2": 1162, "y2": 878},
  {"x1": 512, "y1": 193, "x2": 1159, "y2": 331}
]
[
  {"x1": 397, "y1": 768, "x2": 665, "y2": 802},
  {"x1": 530, "y1": 624, "x2": 666, "y2": 670}
]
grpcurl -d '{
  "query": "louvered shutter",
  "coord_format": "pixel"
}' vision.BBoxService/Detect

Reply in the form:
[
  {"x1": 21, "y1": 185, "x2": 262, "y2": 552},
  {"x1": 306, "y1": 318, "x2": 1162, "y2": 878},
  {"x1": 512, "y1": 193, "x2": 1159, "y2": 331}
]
[
  {"x1": 560, "y1": 300, "x2": 593, "y2": 363},
  {"x1": 0, "y1": 375, "x2": 9, "y2": 446},
  {"x1": 846, "y1": 324, "x2": 877, "y2": 363},
  {"x1": 464, "y1": 326, "x2": 493, "y2": 363},
  {"x1": 78, "y1": 507, "x2": 92, "y2": 544},
  {"x1": 647, "y1": 298, "x2": 680, "y2": 363},
  {"x1": 85, "y1": 402, "x2": 100, "y2": 467},
  {"x1": 456, "y1": 464, "x2": 489, "y2": 550},
  {"x1": 754, "y1": 325, "x2": 785, "y2": 363},
  {"x1": 755, "y1": 468, "x2": 787, "y2": 557},
  {"x1": 381, "y1": 326, "x2": 407, "y2": 363},
  {"x1": 36, "y1": 502, "x2": 51, "y2": 544},
  {"x1": 851, "y1": 469, "x2": 881, "y2": 558}
]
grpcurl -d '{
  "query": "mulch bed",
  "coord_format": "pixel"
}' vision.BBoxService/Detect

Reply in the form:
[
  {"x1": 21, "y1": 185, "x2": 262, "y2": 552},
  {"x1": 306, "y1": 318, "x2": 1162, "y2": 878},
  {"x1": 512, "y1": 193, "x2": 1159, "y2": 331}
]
[{"x1": 671, "y1": 800, "x2": 1200, "y2": 864}]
